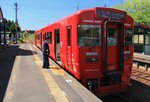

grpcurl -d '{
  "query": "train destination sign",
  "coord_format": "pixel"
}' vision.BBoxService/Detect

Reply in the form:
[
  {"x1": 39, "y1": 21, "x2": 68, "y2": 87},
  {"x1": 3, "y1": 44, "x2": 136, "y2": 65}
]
[{"x1": 97, "y1": 10, "x2": 126, "y2": 20}]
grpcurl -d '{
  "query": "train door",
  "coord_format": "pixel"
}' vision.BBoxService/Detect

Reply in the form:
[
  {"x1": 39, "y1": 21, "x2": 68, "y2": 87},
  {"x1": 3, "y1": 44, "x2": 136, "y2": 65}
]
[
  {"x1": 40, "y1": 33, "x2": 42, "y2": 49},
  {"x1": 54, "y1": 29, "x2": 61, "y2": 61},
  {"x1": 106, "y1": 23, "x2": 124, "y2": 74},
  {"x1": 66, "y1": 26, "x2": 73, "y2": 70}
]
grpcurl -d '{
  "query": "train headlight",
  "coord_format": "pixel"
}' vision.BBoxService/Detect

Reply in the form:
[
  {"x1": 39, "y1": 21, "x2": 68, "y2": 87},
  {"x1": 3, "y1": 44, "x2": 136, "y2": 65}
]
[{"x1": 86, "y1": 58, "x2": 98, "y2": 62}]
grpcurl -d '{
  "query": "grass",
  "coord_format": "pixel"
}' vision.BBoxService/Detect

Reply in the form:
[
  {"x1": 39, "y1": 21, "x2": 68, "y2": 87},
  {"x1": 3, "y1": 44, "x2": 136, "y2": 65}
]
[{"x1": 22, "y1": 33, "x2": 34, "y2": 44}]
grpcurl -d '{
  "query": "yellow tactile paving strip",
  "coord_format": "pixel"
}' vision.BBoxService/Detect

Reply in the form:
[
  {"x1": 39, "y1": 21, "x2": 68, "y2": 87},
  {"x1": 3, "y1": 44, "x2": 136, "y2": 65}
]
[
  {"x1": 29, "y1": 44, "x2": 69, "y2": 102},
  {"x1": 50, "y1": 66, "x2": 65, "y2": 75}
]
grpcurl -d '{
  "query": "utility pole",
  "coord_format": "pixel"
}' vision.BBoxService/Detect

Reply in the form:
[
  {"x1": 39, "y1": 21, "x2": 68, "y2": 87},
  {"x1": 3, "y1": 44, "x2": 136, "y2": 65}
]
[
  {"x1": 3, "y1": 18, "x2": 6, "y2": 45},
  {"x1": 14, "y1": 2, "x2": 19, "y2": 43}
]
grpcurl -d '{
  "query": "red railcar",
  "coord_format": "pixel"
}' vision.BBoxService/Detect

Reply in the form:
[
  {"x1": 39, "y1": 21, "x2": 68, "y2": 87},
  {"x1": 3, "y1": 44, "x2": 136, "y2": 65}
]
[{"x1": 35, "y1": 7, "x2": 134, "y2": 96}]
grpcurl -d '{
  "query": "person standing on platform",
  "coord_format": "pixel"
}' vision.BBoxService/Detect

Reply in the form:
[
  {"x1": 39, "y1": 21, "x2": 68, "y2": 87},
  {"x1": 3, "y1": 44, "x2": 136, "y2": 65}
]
[{"x1": 42, "y1": 36, "x2": 50, "y2": 68}]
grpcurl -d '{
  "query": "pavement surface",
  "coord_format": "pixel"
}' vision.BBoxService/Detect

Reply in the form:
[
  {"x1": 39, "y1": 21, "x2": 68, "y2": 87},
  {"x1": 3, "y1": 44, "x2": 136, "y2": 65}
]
[
  {"x1": 1, "y1": 44, "x2": 55, "y2": 102},
  {"x1": 0, "y1": 43, "x2": 101, "y2": 102},
  {"x1": 0, "y1": 45, "x2": 19, "y2": 102}
]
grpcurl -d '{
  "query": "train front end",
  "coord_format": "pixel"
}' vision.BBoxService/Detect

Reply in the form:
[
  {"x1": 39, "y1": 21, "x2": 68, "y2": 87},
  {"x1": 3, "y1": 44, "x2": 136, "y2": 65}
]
[{"x1": 76, "y1": 7, "x2": 134, "y2": 96}]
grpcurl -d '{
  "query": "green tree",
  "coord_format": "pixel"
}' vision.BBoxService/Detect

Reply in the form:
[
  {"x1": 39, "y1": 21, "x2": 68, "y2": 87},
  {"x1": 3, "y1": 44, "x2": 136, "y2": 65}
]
[
  {"x1": 114, "y1": 0, "x2": 150, "y2": 25},
  {"x1": 10, "y1": 22, "x2": 16, "y2": 33}
]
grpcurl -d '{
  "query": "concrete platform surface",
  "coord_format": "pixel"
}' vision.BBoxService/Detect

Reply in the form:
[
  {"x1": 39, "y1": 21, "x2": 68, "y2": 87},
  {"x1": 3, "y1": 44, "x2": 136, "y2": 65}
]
[{"x1": 1, "y1": 43, "x2": 102, "y2": 102}]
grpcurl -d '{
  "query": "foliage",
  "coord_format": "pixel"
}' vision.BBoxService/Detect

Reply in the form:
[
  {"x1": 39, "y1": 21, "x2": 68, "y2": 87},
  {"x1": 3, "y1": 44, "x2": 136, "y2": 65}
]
[
  {"x1": 114, "y1": 0, "x2": 150, "y2": 25},
  {"x1": 10, "y1": 21, "x2": 21, "y2": 33},
  {"x1": 23, "y1": 33, "x2": 34, "y2": 44},
  {"x1": 10, "y1": 22, "x2": 16, "y2": 33}
]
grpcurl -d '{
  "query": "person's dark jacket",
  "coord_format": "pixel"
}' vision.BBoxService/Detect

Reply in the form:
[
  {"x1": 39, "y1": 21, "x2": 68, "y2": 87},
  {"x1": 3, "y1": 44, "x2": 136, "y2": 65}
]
[{"x1": 42, "y1": 41, "x2": 50, "y2": 55}]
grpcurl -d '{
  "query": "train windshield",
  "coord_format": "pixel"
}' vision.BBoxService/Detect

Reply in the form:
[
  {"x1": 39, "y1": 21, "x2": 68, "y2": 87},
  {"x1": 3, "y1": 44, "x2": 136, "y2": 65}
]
[{"x1": 78, "y1": 25, "x2": 101, "y2": 46}]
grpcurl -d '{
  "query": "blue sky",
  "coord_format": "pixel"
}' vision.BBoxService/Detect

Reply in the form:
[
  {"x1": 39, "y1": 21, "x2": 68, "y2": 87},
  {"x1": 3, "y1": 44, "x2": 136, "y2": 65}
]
[{"x1": 0, "y1": 0, "x2": 125, "y2": 30}]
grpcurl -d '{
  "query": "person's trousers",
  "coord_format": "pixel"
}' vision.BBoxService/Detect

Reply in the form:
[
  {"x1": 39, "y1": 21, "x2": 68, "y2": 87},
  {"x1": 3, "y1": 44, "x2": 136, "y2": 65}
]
[{"x1": 42, "y1": 54, "x2": 49, "y2": 67}]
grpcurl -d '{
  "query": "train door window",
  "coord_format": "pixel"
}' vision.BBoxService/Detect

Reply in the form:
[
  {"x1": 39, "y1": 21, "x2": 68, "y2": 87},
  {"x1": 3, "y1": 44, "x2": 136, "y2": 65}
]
[
  {"x1": 48, "y1": 32, "x2": 52, "y2": 44},
  {"x1": 107, "y1": 28, "x2": 117, "y2": 46},
  {"x1": 67, "y1": 28, "x2": 71, "y2": 46},
  {"x1": 125, "y1": 29, "x2": 134, "y2": 46},
  {"x1": 55, "y1": 29, "x2": 60, "y2": 43},
  {"x1": 54, "y1": 29, "x2": 60, "y2": 61}
]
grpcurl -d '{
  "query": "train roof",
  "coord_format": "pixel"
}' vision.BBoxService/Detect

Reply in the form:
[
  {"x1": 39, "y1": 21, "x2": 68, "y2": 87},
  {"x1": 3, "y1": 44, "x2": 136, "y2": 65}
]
[{"x1": 35, "y1": 7, "x2": 130, "y2": 32}]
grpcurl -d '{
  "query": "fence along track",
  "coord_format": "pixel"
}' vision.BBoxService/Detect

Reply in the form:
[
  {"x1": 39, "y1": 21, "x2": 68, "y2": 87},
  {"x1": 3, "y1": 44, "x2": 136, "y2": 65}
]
[
  {"x1": 134, "y1": 53, "x2": 150, "y2": 71},
  {"x1": 131, "y1": 68, "x2": 150, "y2": 86}
]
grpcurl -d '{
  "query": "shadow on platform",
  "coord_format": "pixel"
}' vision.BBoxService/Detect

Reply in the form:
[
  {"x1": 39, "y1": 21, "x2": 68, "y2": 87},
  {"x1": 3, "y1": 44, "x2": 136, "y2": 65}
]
[{"x1": 0, "y1": 45, "x2": 37, "y2": 101}]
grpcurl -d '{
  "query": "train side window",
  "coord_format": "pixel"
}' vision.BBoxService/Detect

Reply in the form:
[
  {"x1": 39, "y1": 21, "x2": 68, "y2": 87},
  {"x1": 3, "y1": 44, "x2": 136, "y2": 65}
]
[
  {"x1": 38, "y1": 34, "x2": 40, "y2": 40},
  {"x1": 36, "y1": 34, "x2": 38, "y2": 40},
  {"x1": 44, "y1": 32, "x2": 46, "y2": 39},
  {"x1": 67, "y1": 28, "x2": 71, "y2": 46},
  {"x1": 43, "y1": 34, "x2": 45, "y2": 41},
  {"x1": 107, "y1": 28, "x2": 117, "y2": 46},
  {"x1": 125, "y1": 29, "x2": 134, "y2": 46}
]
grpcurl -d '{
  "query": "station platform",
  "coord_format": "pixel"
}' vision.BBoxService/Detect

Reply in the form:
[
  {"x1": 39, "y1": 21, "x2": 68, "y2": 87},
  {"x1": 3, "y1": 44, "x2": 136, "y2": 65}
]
[{"x1": 0, "y1": 43, "x2": 102, "y2": 102}]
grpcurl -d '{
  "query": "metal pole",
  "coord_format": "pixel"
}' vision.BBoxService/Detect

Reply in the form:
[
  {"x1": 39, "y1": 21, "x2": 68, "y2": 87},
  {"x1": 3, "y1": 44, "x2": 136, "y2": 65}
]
[
  {"x1": 3, "y1": 23, "x2": 6, "y2": 45},
  {"x1": 14, "y1": 3, "x2": 18, "y2": 24},
  {"x1": 14, "y1": 2, "x2": 18, "y2": 44}
]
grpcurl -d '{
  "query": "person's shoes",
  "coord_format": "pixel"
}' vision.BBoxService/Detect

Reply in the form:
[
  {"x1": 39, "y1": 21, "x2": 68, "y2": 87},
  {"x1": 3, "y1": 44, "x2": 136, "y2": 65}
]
[{"x1": 42, "y1": 66, "x2": 50, "y2": 69}]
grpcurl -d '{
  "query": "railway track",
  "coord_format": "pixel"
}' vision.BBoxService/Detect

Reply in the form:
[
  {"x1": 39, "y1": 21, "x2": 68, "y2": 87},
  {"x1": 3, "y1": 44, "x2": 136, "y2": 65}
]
[
  {"x1": 131, "y1": 67, "x2": 150, "y2": 86},
  {"x1": 116, "y1": 94, "x2": 132, "y2": 102}
]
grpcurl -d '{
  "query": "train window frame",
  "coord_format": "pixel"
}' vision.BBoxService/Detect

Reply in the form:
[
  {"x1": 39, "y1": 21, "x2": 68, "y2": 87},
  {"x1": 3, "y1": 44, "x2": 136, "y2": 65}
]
[
  {"x1": 78, "y1": 24, "x2": 101, "y2": 47},
  {"x1": 125, "y1": 28, "x2": 134, "y2": 46}
]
